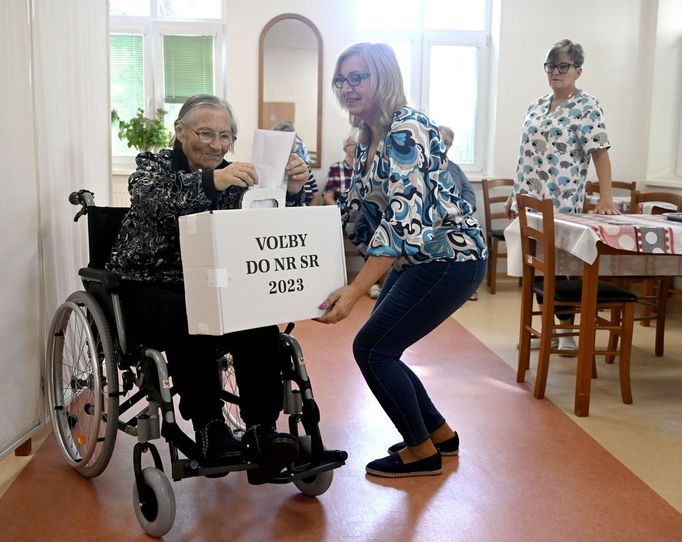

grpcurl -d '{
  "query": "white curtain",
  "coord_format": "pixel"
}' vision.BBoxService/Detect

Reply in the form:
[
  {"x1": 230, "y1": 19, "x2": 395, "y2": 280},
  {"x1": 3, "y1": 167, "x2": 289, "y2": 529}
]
[
  {"x1": 33, "y1": 0, "x2": 111, "y2": 317},
  {"x1": 0, "y1": 0, "x2": 42, "y2": 457},
  {"x1": 0, "y1": 0, "x2": 110, "y2": 458}
]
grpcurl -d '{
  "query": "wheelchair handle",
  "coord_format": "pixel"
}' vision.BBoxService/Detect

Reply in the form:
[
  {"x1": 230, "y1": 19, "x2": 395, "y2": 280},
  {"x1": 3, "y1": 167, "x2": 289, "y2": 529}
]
[{"x1": 69, "y1": 189, "x2": 96, "y2": 222}]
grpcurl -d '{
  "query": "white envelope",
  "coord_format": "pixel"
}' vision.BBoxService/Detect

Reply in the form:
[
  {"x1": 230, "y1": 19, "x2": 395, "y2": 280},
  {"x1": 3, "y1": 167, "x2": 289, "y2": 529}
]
[{"x1": 248, "y1": 129, "x2": 295, "y2": 208}]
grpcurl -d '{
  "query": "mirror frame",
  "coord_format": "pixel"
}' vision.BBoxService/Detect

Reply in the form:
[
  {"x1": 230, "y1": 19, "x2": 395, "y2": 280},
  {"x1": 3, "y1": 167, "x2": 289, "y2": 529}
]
[{"x1": 258, "y1": 13, "x2": 323, "y2": 169}]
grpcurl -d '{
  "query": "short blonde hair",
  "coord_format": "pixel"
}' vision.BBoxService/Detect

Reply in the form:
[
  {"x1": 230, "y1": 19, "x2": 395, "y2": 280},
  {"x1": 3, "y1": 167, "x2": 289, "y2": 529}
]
[
  {"x1": 332, "y1": 43, "x2": 407, "y2": 144},
  {"x1": 342, "y1": 131, "x2": 357, "y2": 149}
]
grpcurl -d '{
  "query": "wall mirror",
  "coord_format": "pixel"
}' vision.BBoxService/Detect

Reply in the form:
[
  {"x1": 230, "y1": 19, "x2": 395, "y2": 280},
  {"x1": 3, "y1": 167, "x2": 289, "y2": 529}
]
[{"x1": 259, "y1": 13, "x2": 322, "y2": 169}]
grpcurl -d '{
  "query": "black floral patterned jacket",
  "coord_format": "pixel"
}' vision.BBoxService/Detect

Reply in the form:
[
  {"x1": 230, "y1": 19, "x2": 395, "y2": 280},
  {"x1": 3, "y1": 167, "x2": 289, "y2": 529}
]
[{"x1": 107, "y1": 146, "x2": 305, "y2": 283}]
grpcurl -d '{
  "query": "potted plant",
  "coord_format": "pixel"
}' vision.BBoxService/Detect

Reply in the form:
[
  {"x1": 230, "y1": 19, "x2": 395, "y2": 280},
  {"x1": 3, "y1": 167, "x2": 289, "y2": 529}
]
[{"x1": 111, "y1": 108, "x2": 171, "y2": 153}]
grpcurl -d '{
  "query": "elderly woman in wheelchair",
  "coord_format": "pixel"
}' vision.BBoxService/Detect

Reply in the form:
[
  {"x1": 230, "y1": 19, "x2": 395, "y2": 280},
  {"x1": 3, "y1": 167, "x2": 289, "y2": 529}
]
[{"x1": 46, "y1": 94, "x2": 346, "y2": 537}]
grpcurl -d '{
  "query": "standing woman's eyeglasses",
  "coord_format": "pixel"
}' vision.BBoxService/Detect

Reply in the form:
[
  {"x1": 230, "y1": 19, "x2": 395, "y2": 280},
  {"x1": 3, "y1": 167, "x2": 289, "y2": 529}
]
[
  {"x1": 333, "y1": 72, "x2": 371, "y2": 88},
  {"x1": 543, "y1": 63, "x2": 575, "y2": 74}
]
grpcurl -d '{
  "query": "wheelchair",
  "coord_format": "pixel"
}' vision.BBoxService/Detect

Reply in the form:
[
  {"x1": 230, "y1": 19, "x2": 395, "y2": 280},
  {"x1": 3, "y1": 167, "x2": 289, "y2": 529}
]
[{"x1": 46, "y1": 189, "x2": 347, "y2": 537}]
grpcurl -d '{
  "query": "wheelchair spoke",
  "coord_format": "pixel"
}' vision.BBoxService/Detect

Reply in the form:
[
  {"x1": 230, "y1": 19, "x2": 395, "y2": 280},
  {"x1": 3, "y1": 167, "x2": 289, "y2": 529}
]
[{"x1": 48, "y1": 293, "x2": 119, "y2": 476}]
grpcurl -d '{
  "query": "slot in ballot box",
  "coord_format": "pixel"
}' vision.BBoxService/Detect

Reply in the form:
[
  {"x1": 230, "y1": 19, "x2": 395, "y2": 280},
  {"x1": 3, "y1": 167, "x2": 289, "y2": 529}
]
[{"x1": 179, "y1": 205, "x2": 347, "y2": 335}]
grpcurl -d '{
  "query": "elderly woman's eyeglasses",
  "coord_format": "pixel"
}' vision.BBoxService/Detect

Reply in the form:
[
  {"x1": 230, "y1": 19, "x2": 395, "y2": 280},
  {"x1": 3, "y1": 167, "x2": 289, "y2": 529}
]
[
  {"x1": 333, "y1": 72, "x2": 370, "y2": 89},
  {"x1": 543, "y1": 63, "x2": 575, "y2": 74},
  {"x1": 190, "y1": 128, "x2": 236, "y2": 145}
]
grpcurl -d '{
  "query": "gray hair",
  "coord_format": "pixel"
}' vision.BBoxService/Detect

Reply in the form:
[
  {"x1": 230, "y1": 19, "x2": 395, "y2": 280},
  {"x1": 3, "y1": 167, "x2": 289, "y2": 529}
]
[
  {"x1": 272, "y1": 120, "x2": 296, "y2": 132},
  {"x1": 332, "y1": 42, "x2": 407, "y2": 144},
  {"x1": 547, "y1": 39, "x2": 585, "y2": 68},
  {"x1": 172, "y1": 93, "x2": 238, "y2": 147},
  {"x1": 438, "y1": 125, "x2": 454, "y2": 140}
]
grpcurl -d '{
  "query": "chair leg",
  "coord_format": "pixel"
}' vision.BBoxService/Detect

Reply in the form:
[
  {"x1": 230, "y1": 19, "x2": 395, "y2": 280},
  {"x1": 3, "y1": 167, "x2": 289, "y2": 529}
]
[
  {"x1": 488, "y1": 238, "x2": 498, "y2": 294},
  {"x1": 533, "y1": 301, "x2": 555, "y2": 399},
  {"x1": 639, "y1": 279, "x2": 655, "y2": 327},
  {"x1": 605, "y1": 306, "x2": 621, "y2": 364},
  {"x1": 517, "y1": 277, "x2": 534, "y2": 383},
  {"x1": 618, "y1": 303, "x2": 635, "y2": 404},
  {"x1": 654, "y1": 277, "x2": 671, "y2": 357}
]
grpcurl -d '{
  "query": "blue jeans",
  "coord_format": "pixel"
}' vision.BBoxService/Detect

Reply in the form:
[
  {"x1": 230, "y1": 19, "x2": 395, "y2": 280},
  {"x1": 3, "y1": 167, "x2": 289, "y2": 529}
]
[{"x1": 353, "y1": 259, "x2": 487, "y2": 447}]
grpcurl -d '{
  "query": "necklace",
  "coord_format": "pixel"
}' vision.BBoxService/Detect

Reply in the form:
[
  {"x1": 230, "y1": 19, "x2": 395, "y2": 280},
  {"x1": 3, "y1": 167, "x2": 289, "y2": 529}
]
[{"x1": 564, "y1": 88, "x2": 579, "y2": 101}]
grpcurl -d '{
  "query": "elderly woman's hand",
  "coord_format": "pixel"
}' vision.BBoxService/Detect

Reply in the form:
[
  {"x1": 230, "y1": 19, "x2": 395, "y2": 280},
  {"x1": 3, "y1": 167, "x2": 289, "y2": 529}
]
[
  {"x1": 285, "y1": 153, "x2": 309, "y2": 194},
  {"x1": 213, "y1": 162, "x2": 258, "y2": 191}
]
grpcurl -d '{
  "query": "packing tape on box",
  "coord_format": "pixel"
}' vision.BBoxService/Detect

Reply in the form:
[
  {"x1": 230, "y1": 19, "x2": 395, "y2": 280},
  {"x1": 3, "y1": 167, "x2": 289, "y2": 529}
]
[
  {"x1": 184, "y1": 213, "x2": 198, "y2": 235},
  {"x1": 206, "y1": 268, "x2": 228, "y2": 287}
]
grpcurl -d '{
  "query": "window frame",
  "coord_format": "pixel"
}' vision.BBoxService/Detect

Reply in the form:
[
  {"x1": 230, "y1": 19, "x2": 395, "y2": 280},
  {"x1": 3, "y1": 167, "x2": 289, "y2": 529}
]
[
  {"x1": 357, "y1": 0, "x2": 492, "y2": 175},
  {"x1": 421, "y1": 30, "x2": 490, "y2": 173},
  {"x1": 109, "y1": 12, "x2": 225, "y2": 169}
]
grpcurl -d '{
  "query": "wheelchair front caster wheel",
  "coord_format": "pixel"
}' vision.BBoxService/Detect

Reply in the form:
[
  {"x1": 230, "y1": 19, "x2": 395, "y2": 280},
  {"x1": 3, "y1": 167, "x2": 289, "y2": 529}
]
[
  {"x1": 133, "y1": 467, "x2": 176, "y2": 537},
  {"x1": 293, "y1": 469, "x2": 333, "y2": 496}
]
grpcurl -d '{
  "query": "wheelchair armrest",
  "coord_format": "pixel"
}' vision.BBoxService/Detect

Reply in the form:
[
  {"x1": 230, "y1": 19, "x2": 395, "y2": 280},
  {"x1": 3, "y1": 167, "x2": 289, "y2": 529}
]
[{"x1": 78, "y1": 267, "x2": 120, "y2": 291}]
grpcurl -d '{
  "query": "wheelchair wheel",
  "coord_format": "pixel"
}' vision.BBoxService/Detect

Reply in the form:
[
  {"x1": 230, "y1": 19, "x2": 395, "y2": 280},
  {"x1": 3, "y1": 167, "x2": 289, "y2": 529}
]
[
  {"x1": 133, "y1": 467, "x2": 176, "y2": 538},
  {"x1": 294, "y1": 469, "x2": 333, "y2": 497},
  {"x1": 293, "y1": 438, "x2": 334, "y2": 497},
  {"x1": 219, "y1": 354, "x2": 245, "y2": 435},
  {"x1": 47, "y1": 291, "x2": 119, "y2": 478}
]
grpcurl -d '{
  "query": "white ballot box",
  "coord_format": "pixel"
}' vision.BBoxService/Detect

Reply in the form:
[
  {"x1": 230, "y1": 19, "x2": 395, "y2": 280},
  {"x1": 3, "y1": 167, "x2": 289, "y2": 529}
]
[{"x1": 179, "y1": 205, "x2": 347, "y2": 335}]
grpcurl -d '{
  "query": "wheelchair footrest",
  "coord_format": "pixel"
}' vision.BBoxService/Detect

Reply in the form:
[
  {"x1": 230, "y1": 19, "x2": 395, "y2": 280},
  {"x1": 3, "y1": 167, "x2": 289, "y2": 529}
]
[
  {"x1": 173, "y1": 457, "x2": 257, "y2": 480},
  {"x1": 268, "y1": 449, "x2": 348, "y2": 484}
]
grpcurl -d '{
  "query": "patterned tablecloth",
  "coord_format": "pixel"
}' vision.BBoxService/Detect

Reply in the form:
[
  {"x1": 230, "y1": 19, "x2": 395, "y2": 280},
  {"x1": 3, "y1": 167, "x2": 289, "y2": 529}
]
[{"x1": 505, "y1": 213, "x2": 682, "y2": 277}]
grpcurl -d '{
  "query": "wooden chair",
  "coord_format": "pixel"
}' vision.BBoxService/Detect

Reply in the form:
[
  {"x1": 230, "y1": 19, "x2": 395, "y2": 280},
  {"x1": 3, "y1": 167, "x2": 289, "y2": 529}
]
[
  {"x1": 629, "y1": 190, "x2": 682, "y2": 215},
  {"x1": 481, "y1": 178, "x2": 514, "y2": 294},
  {"x1": 615, "y1": 190, "x2": 682, "y2": 357},
  {"x1": 583, "y1": 180, "x2": 636, "y2": 213},
  {"x1": 516, "y1": 194, "x2": 638, "y2": 404}
]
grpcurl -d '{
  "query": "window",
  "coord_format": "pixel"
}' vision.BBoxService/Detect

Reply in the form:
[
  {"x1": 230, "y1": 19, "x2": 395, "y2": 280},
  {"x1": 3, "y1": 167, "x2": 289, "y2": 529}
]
[
  {"x1": 358, "y1": 0, "x2": 491, "y2": 172},
  {"x1": 109, "y1": 0, "x2": 224, "y2": 165}
]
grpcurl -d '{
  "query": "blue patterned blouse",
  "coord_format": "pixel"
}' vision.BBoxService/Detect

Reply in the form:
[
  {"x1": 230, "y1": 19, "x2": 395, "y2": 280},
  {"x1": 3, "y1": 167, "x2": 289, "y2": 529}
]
[{"x1": 339, "y1": 107, "x2": 487, "y2": 270}]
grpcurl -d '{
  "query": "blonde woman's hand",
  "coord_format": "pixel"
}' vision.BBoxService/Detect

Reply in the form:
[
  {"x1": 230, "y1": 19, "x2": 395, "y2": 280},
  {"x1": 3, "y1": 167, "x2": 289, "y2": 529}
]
[
  {"x1": 213, "y1": 162, "x2": 258, "y2": 191},
  {"x1": 315, "y1": 284, "x2": 364, "y2": 324}
]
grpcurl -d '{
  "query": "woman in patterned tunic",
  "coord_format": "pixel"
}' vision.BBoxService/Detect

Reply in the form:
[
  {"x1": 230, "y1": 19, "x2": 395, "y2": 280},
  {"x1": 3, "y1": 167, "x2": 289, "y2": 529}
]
[
  {"x1": 317, "y1": 43, "x2": 488, "y2": 478},
  {"x1": 505, "y1": 39, "x2": 620, "y2": 353},
  {"x1": 506, "y1": 39, "x2": 619, "y2": 216},
  {"x1": 107, "y1": 94, "x2": 307, "y2": 482}
]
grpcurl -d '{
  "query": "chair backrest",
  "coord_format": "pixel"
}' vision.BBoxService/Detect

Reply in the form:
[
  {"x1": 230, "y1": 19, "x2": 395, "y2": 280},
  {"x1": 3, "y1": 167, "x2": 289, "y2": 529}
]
[
  {"x1": 86, "y1": 206, "x2": 129, "y2": 269},
  {"x1": 516, "y1": 194, "x2": 556, "y2": 297},
  {"x1": 583, "y1": 180, "x2": 636, "y2": 212},
  {"x1": 481, "y1": 178, "x2": 514, "y2": 234},
  {"x1": 630, "y1": 190, "x2": 682, "y2": 214}
]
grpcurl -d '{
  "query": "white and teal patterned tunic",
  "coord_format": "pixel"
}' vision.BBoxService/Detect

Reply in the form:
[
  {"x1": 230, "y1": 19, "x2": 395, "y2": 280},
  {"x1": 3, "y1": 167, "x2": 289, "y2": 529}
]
[
  {"x1": 510, "y1": 90, "x2": 610, "y2": 214},
  {"x1": 339, "y1": 107, "x2": 487, "y2": 270}
]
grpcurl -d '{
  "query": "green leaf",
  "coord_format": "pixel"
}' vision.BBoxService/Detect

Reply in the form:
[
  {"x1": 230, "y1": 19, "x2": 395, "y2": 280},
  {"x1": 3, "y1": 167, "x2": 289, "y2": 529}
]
[{"x1": 111, "y1": 107, "x2": 171, "y2": 152}]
